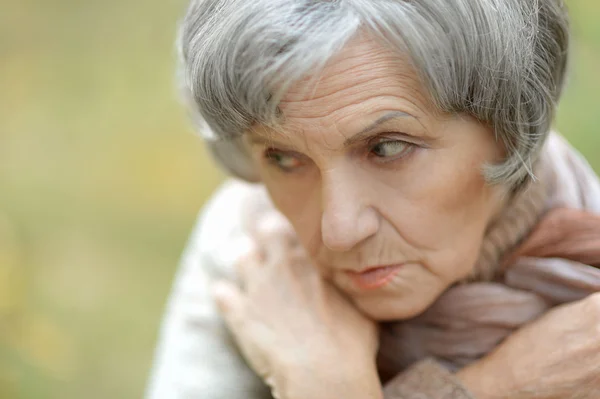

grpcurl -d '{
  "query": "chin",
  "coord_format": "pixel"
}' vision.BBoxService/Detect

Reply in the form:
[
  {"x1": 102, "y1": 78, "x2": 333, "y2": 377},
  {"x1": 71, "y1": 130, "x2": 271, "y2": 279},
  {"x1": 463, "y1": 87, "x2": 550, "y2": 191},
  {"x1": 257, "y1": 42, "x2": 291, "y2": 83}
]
[{"x1": 353, "y1": 293, "x2": 438, "y2": 321}]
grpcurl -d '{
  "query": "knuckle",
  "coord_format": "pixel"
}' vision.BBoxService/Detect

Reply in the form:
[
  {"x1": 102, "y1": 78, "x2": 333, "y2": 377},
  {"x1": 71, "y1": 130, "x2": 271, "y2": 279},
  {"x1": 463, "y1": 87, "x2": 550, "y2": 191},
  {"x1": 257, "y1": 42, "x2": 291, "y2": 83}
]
[
  {"x1": 256, "y1": 212, "x2": 289, "y2": 231},
  {"x1": 235, "y1": 251, "x2": 255, "y2": 271},
  {"x1": 235, "y1": 253, "x2": 250, "y2": 267},
  {"x1": 256, "y1": 213, "x2": 295, "y2": 239},
  {"x1": 288, "y1": 248, "x2": 309, "y2": 264}
]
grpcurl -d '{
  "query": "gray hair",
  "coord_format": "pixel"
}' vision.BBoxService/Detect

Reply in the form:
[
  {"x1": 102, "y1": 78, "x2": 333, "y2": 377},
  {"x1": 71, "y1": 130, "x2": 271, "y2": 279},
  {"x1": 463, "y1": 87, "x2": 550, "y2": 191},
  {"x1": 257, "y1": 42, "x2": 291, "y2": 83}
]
[{"x1": 177, "y1": 0, "x2": 569, "y2": 187}]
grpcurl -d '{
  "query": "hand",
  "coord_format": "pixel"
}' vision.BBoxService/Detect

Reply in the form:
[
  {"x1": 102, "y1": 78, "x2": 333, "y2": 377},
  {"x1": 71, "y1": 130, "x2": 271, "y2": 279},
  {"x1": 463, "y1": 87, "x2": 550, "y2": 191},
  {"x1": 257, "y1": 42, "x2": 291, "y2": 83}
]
[
  {"x1": 212, "y1": 214, "x2": 382, "y2": 399},
  {"x1": 457, "y1": 292, "x2": 600, "y2": 399}
]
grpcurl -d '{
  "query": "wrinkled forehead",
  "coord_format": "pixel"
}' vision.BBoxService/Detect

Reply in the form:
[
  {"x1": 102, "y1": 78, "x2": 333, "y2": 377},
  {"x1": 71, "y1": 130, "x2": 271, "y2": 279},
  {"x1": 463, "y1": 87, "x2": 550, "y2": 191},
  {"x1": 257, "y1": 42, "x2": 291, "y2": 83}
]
[
  {"x1": 257, "y1": 34, "x2": 434, "y2": 141},
  {"x1": 282, "y1": 35, "x2": 430, "y2": 111},
  {"x1": 252, "y1": 35, "x2": 435, "y2": 147}
]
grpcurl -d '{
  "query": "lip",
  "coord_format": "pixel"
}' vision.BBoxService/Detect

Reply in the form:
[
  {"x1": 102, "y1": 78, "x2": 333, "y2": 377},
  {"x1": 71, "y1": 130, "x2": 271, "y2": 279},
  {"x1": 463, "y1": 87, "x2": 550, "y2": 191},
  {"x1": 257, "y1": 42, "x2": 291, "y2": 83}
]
[{"x1": 345, "y1": 264, "x2": 403, "y2": 290}]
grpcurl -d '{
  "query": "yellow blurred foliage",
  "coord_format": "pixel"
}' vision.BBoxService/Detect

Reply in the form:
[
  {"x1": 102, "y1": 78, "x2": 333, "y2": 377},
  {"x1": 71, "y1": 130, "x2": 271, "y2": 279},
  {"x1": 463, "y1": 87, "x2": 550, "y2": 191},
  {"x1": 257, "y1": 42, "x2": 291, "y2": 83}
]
[
  {"x1": 0, "y1": 212, "x2": 75, "y2": 394},
  {"x1": 9, "y1": 315, "x2": 76, "y2": 380}
]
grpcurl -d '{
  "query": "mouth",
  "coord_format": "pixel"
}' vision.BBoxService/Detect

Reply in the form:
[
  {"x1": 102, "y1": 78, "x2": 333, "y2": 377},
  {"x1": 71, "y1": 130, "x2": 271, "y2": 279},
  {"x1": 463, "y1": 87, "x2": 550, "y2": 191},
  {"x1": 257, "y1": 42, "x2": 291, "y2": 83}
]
[{"x1": 345, "y1": 264, "x2": 403, "y2": 291}]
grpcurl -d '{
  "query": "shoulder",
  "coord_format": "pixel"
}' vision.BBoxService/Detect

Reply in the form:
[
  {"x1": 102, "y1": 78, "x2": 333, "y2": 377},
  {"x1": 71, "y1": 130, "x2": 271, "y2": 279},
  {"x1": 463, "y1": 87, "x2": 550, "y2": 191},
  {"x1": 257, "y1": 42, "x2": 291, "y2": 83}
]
[
  {"x1": 183, "y1": 179, "x2": 273, "y2": 282},
  {"x1": 145, "y1": 180, "x2": 274, "y2": 398}
]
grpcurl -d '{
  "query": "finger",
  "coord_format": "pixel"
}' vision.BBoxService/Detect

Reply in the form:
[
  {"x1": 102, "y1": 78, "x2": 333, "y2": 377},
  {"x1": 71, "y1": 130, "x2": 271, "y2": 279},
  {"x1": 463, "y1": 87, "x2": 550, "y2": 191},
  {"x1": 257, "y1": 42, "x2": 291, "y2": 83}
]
[
  {"x1": 249, "y1": 210, "x2": 291, "y2": 237},
  {"x1": 254, "y1": 212, "x2": 297, "y2": 243},
  {"x1": 235, "y1": 249, "x2": 262, "y2": 290},
  {"x1": 254, "y1": 213, "x2": 299, "y2": 265},
  {"x1": 212, "y1": 281, "x2": 272, "y2": 379},
  {"x1": 212, "y1": 280, "x2": 248, "y2": 333},
  {"x1": 255, "y1": 215, "x2": 320, "y2": 289},
  {"x1": 286, "y1": 245, "x2": 320, "y2": 284}
]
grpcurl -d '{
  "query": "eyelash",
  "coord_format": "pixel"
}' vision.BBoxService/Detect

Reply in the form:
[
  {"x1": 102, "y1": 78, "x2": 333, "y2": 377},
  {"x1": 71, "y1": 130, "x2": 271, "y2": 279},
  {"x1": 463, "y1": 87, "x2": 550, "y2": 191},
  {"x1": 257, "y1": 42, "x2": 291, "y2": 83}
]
[
  {"x1": 263, "y1": 149, "x2": 304, "y2": 173},
  {"x1": 262, "y1": 137, "x2": 417, "y2": 172},
  {"x1": 368, "y1": 139, "x2": 416, "y2": 163}
]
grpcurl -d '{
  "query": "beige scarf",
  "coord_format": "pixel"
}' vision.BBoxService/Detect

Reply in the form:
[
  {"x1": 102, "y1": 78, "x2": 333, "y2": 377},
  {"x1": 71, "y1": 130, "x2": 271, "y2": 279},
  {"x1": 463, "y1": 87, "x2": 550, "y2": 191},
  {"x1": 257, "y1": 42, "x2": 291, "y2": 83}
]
[{"x1": 377, "y1": 133, "x2": 600, "y2": 379}]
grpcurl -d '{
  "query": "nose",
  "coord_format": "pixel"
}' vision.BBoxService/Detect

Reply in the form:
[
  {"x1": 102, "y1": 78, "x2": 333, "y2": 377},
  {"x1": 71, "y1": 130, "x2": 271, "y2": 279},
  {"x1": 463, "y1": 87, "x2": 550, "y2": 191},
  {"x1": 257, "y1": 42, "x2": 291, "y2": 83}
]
[{"x1": 320, "y1": 168, "x2": 379, "y2": 252}]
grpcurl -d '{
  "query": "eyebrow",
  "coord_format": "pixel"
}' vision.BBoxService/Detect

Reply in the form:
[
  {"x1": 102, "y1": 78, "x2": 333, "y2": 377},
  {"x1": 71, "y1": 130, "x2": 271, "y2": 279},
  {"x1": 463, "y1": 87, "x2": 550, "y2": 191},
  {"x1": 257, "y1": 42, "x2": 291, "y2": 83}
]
[
  {"x1": 343, "y1": 111, "x2": 414, "y2": 147},
  {"x1": 248, "y1": 131, "x2": 292, "y2": 147},
  {"x1": 248, "y1": 110, "x2": 415, "y2": 147}
]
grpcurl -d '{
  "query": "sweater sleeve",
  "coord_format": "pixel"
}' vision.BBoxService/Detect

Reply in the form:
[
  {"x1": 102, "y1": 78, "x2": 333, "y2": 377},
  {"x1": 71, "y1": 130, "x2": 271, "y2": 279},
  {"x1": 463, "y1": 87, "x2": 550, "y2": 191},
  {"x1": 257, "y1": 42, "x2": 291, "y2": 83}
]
[
  {"x1": 145, "y1": 180, "x2": 273, "y2": 399},
  {"x1": 383, "y1": 359, "x2": 475, "y2": 399}
]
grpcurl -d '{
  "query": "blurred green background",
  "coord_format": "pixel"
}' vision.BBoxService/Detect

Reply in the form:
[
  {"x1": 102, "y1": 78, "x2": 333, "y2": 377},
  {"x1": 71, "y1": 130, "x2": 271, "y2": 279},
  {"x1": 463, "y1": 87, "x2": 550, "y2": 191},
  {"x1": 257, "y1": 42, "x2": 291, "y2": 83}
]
[{"x1": 0, "y1": 0, "x2": 598, "y2": 398}]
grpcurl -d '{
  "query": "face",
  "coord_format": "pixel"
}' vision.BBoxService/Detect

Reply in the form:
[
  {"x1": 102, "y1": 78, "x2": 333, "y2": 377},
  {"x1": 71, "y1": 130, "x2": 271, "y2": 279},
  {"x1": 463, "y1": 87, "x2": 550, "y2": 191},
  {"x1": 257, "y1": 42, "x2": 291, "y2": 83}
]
[{"x1": 247, "y1": 35, "x2": 507, "y2": 321}]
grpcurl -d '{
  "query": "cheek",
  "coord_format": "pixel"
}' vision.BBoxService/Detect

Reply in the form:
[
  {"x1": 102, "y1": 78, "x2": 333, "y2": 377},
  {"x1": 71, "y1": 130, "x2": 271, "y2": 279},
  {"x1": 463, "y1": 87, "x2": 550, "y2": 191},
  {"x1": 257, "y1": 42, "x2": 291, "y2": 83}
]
[
  {"x1": 414, "y1": 118, "x2": 502, "y2": 220},
  {"x1": 384, "y1": 148, "x2": 492, "y2": 232},
  {"x1": 376, "y1": 147, "x2": 498, "y2": 278},
  {"x1": 427, "y1": 154, "x2": 491, "y2": 216}
]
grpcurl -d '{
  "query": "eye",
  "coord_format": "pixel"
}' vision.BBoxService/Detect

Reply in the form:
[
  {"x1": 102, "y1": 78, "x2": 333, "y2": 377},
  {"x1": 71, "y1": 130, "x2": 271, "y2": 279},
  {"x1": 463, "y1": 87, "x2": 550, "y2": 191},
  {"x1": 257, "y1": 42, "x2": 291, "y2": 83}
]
[
  {"x1": 264, "y1": 149, "x2": 304, "y2": 172},
  {"x1": 370, "y1": 140, "x2": 413, "y2": 160}
]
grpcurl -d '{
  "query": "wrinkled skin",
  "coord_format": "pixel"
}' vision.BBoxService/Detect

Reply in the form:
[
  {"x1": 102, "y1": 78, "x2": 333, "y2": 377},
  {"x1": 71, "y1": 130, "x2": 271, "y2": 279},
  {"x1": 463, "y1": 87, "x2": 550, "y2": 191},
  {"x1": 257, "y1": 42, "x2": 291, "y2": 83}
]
[{"x1": 246, "y1": 34, "x2": 507, "y2": 320}]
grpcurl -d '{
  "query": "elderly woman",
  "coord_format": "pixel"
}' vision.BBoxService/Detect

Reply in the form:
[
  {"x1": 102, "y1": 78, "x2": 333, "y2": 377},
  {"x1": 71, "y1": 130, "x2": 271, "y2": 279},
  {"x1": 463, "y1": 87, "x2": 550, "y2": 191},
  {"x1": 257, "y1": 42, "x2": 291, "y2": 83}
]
[{"x1": 147, "y1": 0, "x2": 600, "y2": 398}]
